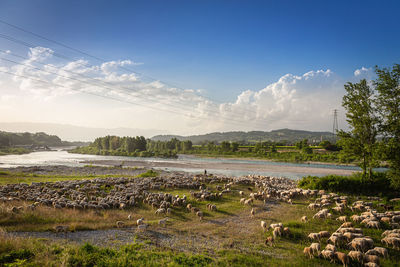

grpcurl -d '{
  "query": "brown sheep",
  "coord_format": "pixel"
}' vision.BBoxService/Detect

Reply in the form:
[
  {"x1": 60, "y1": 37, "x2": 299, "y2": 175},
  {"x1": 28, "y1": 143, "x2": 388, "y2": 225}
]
[
  {"x1": 348, "y1": 250, "x2": 364, "y2": 265},
  {"x1": 335, "y1": 251, "x2": 349, "y2": 267},
  {"x1": 303, "y1": 246, "x2": 313, "y2": 259},
  {"x1": 283, "y1": 227, "x2": 291, "y2": 237},
  {"x1": 319, "y1": 231, "x2": 330, "y2": 238},
  {"x1": 363, "y1": 254, "x2": 380, "y2": 265}
]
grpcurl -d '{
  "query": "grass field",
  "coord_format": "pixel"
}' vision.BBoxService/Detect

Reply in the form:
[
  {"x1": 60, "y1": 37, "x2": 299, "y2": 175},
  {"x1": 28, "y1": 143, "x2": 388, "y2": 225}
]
[{"x1": 0, "y1": 171, "x2": 399, "y2": 266}]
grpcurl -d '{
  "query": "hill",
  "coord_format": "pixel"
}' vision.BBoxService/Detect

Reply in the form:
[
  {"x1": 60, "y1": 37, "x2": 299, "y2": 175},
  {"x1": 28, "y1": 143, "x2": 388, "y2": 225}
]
[
  {"x1": 151, "y1": 129, "x2": 334, "y2": 144},
  {"x1": 0, "y1": 131, "x2": 88, "y2": 148}
]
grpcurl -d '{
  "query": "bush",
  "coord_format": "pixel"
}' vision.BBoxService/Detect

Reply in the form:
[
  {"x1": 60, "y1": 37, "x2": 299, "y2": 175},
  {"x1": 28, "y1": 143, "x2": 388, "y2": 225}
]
[{"x1": 298, "y1": 172, "x2": 398, "y2": 197}]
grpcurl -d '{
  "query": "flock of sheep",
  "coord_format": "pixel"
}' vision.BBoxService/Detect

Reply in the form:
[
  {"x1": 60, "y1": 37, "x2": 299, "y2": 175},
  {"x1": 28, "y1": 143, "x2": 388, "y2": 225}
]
[
  {"x1": 1, "y1": 170, "x2": 399, "y2": 266},
  {"x1": 249, "y1": 186, "x2": 400, "y2": 267}
]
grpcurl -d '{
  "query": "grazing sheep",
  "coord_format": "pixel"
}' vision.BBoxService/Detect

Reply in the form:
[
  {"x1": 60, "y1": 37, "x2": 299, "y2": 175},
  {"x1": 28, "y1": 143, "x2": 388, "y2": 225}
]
[
  {"x1": 363, "y1": 255, "x2": 380, "y2": 265},
  {"x1": 155, "y1": 208, "x2": 166, "y2": 214},
  {"x1": 116, "y1": 221, "x2": 125, "y2": 228},
  {"x1": 308, "y1": 232, "x2": 321, "y2": 242},
  {"x1": 244, "y1": 198, "x2": 253, "y2": 206},
  {"x1": 54, "y1": 225, "x2": 68, "y2": 233},
  {"x1": 310, "y1": 242, "x2": 320, "y2": 255},
  {"x1": 321, "y1": 249, "x2": 335, "y2": 262},
  {"x1": 186, "y1": 203, "x2": 192, "y2": 211},
  {"x1": 261, "y1": 221, "x2": 267, "y2": 231},
  {"x1": 137, "y1": 217, "x2": 144, "y2": 225},
  {"x1": 325, "y1": 244, "x2": 337, "y2": 252},
  {"x1": 265, "y1": 236, "x2": 274, "y2": 246},
  {"x1": 303, "y1": 246, "x2": 313, "y2": 259},
  {"x1": 335, "y1": 251, "x2": 349, "y2": 267},
  {"x1": 239, "y1": 191, "x2": 244, "y2": 196},
  {"x1": 283, "y1": 227, "x2": 291, "y2": 237},
  {"x1": 158, "y1": 217, "x2": 168, "y2": 226},
  {"x1": 364, "y1": 263, "x2": 379, "y2": 267},
  {"x1": 273, "y1": 227, "x2": 282, "y2": 239},
  {"x1": 348, "y1": 250, "x2": 364, "y2": 265},
  {"x1": 366, "y1": 221, "x2": 380, "y2": 229},
  {"x1": 137, "y1": 224, "x2": 148, "y2": 231},
  {"x1": 240, "y1": 198, "x2": 246, "y2": 204},
  {"x1": 319, "y1": 231, "x2": 330, "y2": 238},
  {"x1": 301, "y1": 216, "x2": 308, "y2": 223},
  {"x1": 337, "y1": 216, "x2": 347, "y2": 223},
  {"x1": 127, "y1": 214, "x2": 132, "y2": 220},
  {"x1": 373, "y1": 247, "x2": 388, "y2": 258},
  {"x1": 341, "y1": 222, "x2": 353, "y2": 228},
  {"x1": 196, "y1": 211, "x2": 204, "y2": 221},
  {"x1": 166, "y1": 208, "x2": 172, "y2": 214}
]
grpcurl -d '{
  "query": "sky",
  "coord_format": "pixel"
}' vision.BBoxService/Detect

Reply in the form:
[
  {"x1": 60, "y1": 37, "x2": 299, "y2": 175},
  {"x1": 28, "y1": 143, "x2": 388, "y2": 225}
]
[{"x1": 0, "y1": 0, "x2": 399, "y2": 139}]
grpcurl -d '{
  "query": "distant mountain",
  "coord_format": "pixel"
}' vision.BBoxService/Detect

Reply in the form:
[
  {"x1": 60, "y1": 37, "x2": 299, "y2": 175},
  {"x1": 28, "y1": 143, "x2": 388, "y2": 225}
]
[
  {"x1": 151, "y1": 129, "x2": 335, "y2": 144},
  {"x1": 0, "y1": 122, "x2": 165, "y2": 142}
]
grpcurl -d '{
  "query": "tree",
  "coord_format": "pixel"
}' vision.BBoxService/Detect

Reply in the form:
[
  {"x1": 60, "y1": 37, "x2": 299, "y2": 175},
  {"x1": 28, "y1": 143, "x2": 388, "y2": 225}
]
[
  {"x1": 231, "y1": 142, "x2": 239, "y2": 152},
  {"x1": 374, "y1": 64, "x2": 400, "y2": 188},
  {"x1": 220, "y1": 141, "x2": 231, "y2": 152},
  {"x1": 338, "y1": 79, "x2": 378, "y2": 180}
]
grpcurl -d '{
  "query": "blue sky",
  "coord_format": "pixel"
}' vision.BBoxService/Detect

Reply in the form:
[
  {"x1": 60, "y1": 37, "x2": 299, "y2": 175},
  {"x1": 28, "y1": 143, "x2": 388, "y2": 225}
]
[
  {"x1": 0, "y1": 0, "x2": 399, "y2": 137},
  {"x1": 1, "y1": 0, "x2": 399, "y2": 100}
]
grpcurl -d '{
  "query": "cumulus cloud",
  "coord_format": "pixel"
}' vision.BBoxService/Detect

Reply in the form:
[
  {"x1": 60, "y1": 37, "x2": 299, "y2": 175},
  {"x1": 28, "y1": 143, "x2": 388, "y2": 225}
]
[{"x1": 0, "y1": 45, "x2": 354, "y2": 133}]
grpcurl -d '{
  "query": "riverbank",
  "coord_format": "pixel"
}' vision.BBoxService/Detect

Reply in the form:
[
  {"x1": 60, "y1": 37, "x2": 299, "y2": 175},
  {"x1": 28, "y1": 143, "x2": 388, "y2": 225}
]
[
  {"x1": 0, "y1": 147, "x2": 31, "y2": 156},
  {"x1": 82, "y1": 158, "x2": 357, "y2": 177}
]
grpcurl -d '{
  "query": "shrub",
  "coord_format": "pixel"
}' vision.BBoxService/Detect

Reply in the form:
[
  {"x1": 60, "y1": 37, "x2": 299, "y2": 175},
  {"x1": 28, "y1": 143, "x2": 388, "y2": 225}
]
[{"x1": 298, "y1": 172, "x2": 398, "y2": 197}]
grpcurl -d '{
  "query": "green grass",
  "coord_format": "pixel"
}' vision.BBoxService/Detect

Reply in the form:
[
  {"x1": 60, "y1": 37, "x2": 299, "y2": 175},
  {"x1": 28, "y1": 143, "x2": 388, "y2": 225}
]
[{"x1": 0, "y1": 147, "x2": 31, "y2": 156}]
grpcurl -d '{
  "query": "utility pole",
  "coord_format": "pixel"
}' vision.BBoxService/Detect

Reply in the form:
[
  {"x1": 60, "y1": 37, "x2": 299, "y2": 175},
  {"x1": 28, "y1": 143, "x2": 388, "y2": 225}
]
[{"x1": 332, "y1": 109, "x2": 338, "y2": 142}]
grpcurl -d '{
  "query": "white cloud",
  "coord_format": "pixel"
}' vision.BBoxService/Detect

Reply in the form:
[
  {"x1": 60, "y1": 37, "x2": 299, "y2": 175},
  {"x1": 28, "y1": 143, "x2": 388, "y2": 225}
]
[{"x1": 0, "y1": 45, "x2": 358, "y2": 134}]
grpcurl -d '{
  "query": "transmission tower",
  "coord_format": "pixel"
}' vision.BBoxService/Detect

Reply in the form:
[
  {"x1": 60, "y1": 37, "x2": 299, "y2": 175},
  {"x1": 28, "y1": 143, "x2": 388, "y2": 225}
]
[{"x1": 332, "y1": 109, "x2": 338, "y2": 141}]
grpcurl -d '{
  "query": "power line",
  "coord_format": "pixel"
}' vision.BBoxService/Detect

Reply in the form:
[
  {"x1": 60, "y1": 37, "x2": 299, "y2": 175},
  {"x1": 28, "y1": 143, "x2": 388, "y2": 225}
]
[
  {"x1": 0, "y1": 56, "x2": 275, "y2": 129},
  {"x1": 0, "y1": 19, "x2": 264, "y2": 115},
  {"x1": 0, "y1": 33, "x2": 275, "y2": 127}
]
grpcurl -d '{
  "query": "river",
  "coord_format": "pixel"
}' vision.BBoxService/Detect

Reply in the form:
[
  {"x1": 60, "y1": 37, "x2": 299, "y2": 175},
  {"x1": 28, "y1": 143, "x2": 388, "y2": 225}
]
[{"x1": 0, "y1": 149, "x2": 383, "y2": 179}]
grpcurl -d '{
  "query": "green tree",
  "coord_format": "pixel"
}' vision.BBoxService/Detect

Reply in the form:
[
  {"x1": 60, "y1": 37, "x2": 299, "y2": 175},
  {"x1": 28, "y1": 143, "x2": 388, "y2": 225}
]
[
  {"x1": 231, "y1": 142, "x2": 239, "y2": 152},
  {"x1": 338, "y1": 79, "x2": 378, "y2": 180},
  {"x1": 374, "y1": 64, "x2": 400, "y2": 188},
  {"x1": 220, "y1": 141, "x2": 231, "y2": 152}
]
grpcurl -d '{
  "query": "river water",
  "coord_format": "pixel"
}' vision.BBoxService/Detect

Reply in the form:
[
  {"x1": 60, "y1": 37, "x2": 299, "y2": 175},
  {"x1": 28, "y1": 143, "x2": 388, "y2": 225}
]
[{"x1": 0, "y1": 149, "x2": 383, "y2": 179}]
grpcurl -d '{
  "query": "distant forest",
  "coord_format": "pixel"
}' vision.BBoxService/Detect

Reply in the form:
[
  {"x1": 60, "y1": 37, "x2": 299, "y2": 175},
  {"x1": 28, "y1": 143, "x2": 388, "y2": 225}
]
[{"x1": 151, "y1": 128, "x2": 335, "y2": 145}]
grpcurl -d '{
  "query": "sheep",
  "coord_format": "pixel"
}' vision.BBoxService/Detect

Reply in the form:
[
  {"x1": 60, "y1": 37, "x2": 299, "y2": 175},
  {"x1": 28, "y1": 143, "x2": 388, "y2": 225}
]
[
  {"x1": 273, "y1": 227, "x2": 282, "y2": 239},
  {"x1": 341, "y1": 222, "x2": 353, "y2": 228},
  {"x1": 54, "y1": 225, "x2": 69, "y2": 233},
  {"x1": 244, "y1": 198, "x2": 253, "y2": 205},
  {"x1": 372, "y1": 247, "x2": 388, "y2": 258},
  {"x1": 155, "y1": 208, "x2": 166, "y2": 214},
  {"x1": 363, "y1": 255, "x2": 380, "y2": 266},
  {"x1": 364, "y1": 263, "x2": 379, "y2": 267},
  {"x1": 310, "y1": 242, "x2": 320, "y2": 255},
  {"x1": 308, "y1": 232, "x2": 321, "y2": 242},
  {"x1": 137, "y1": 217, "x2": 144, "y2": 225},
  {"x1": 325, "y1": 244, "x2": 336, "y2": 252},
  {"x1": 166, "y1": 208, "x2": 172, "y2": 214},
  {"x1": 158, "y1": 217, "x2": 168, "y2": 226},
  {"x1": 301, "y1": 216, "x2": 308, "y2": 223},
  {"x1": 261, "y1": 220, "x2": 268, "y2": 231},
  {"x1": 186, "y1": 203, "x2": 192, "y2": 211},
  {"x1": 335, "y1": 251, "x2": 349, "y2": 267},
  {"x1": 127, "y1": 214, "x2": 132, "y2": 220},
  {"x1": 269, "y1": 223, "x2": 282, "y2": 230},
  {"x1": 116, "y1": 221, "x2": 125, "y2": 228},
  {"x1": 250, "y1": 208, "x2": 255, "y2": 217},
  {"x1": 303, "y1": 246, "x2": 313, "y2": 259},
  {"x1": 196, "y1": 211, "x2": 204, "y2": 221},
  {"x1": 321, "y1": 249, "x2": 335, "y2": 262},
  {"x1": 351, "y1": 215, "x2": 363, "y2": 223},
  {"x1": 283, "y1": 227, "x2": 291, "y2": 237},
  {"x1": 239, "y1": 191, "x2": 244, "y2": 196},
  {"x1": 348, "y1": 250, "x2": 364, "y2": 265},
  {"x1": 366, "y1": 221, "x2": 380, "y2": 229},
  {"x1": 349, "y1": 238, "x2": 374, "y2": 252},
  {"x1": 137, "y1": 223, "x2": 148, "y2": 231},
  {"x1": 319, "y1": 231, "x2": 330, "y2": 238},
  {"x1": 265, "y1": 236, "x2": 274, "y2": 247},
  {"x1": 240, "y1": 198, "x2": 246, "y2": 204},
  {"x1": 337, "y1": 216, "x2": 347, "y2": 223}
]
